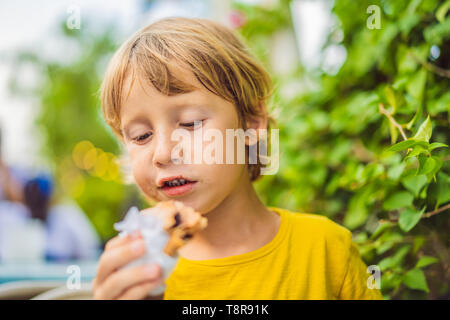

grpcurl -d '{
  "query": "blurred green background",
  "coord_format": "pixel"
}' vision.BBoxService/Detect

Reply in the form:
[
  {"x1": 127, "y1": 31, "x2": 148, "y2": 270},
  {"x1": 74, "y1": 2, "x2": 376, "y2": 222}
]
[{"x1": 2, "y1": 0, "x2": 449, "y2": 299}]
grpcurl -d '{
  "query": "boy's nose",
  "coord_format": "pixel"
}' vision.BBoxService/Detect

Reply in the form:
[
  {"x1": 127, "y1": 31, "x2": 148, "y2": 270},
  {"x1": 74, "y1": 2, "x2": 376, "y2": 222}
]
[{"x1": 152, "y1": 131, "x2": 177, "y2": 167}]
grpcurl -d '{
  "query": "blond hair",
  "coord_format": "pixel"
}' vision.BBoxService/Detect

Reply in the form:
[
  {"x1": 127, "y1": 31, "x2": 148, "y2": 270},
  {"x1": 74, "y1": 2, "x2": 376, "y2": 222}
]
[{"x1": 100, "y1": 17, "x2": 275, "y2": 182}]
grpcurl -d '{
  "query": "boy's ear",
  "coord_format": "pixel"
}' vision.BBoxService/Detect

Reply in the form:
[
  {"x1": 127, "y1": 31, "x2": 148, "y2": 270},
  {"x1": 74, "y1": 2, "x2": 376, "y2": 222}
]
[{"x1": 245, "y1": 101, "x2": 268, "y2": 146}]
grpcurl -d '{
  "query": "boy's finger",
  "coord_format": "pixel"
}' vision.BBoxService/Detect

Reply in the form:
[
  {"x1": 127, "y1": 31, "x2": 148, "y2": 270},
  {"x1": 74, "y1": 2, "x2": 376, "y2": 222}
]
[
  {"x1": 104, "y1": 235, "x2": 129, "y2": 251},
  {"x1": 95, "y1": 239, "x2": 147, "y2": 284},
  {"x1": 105, "y1": 231, "x2": 141, "y2": 251},
  {"x1": 101, "y1": 264, "x2": 162, "y2": 299},
  {"x1": 118, "y1": 278, "x2": 163, "y2": 300}
]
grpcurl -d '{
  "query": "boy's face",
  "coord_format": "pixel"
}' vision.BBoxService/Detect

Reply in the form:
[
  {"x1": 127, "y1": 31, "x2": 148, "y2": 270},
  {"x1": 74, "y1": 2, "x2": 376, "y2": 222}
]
[{"x1": 120, "y1": 66, "x2": 249, "y2": 214}]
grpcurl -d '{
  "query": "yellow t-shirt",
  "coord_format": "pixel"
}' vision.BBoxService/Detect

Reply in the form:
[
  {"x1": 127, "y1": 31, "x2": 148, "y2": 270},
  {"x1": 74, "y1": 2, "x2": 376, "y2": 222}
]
[{"x1": 163, "y1": 207, "x2": 383, "y2": 300}]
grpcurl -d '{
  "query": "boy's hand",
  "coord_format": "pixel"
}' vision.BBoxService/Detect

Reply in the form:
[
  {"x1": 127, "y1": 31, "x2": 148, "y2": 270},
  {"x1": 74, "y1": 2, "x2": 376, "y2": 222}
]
[{"x1": 92, "y1": 231, "x2": 163, "y2": 300}]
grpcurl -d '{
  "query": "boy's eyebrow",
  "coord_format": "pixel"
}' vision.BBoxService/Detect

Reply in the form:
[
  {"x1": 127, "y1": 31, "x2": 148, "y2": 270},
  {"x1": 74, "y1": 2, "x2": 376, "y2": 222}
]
[{"x1": 170, "y1": 101, "x2": 210, "y2": 111}]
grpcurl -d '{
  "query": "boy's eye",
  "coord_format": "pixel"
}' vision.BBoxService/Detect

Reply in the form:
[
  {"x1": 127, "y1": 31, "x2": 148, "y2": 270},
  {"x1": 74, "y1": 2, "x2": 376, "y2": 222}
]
[
  {"x1": 133, "y1": 132, "x2": 152, "y2": 143},
  {"x1": 180, "y1": 120, "x2": 203, "y2": 129}
]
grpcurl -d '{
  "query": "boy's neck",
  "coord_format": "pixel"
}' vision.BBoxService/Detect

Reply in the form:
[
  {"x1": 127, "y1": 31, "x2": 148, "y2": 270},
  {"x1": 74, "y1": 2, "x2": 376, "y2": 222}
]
[{"x1": 179, "y1": 170, "x2": 280, "y2": 260}]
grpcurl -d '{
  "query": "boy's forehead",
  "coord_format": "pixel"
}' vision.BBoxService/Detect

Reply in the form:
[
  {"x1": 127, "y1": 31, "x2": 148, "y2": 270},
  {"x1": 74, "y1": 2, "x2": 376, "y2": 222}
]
[
  {"x1": 118, "y1": 68, "x2": 227, "y2": 135},
  {"x1": 124, "y1": 62, "x2": 198, "y2": 95},
  {"x1": 125, "y1": 60, "x2": 201, "y2": 93},
  {"x1": 120, "y1": 66, "x2": 202, "y2": 116}
]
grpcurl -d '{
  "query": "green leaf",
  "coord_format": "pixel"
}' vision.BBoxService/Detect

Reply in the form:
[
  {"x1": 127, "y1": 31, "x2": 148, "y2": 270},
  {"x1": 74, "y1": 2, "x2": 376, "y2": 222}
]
[
  {"x1": 343, "y1": 189, "x2": 370, "y2": 229},
  {"x1": 385, "y1": 86, "x2": 397, "y2": 113},
  {"x1": 413, "y1": 116, "x2": 432, "y2": 142},
  {"x1": 388, "y1": 139, "x2": 429, "y2": 153},
  {"x1": 370, "y1": 221, "x2": 396, "y2": 239},
  {"x1": 379, "y1": 245, "x2": 411, "y2": 271},
  {"x1": 416, "y1": 153, "x2": 428, "y2": 175},
  {"x1": 393, "y1": 77, "x2": 408, "y2": 90},
  {"x1": 397, "y1": 45, "x2": 418, "y2": 73},
  {"x1": 398, "y1": 207, "x2": 426, "y2": 232},
  {"x1": 424, "y1": 17, "x2": 450, "y2": 45},
  {"x1": 406, "y1": 70, "x2": 427, "y2": 129},
  {"x1": 383, "y1": 191, "x2": 414, "y2": 210},
  {"x1": 353, "y1": 232, "x2": 368, "y2": 243},
  {"x1": 401, "y1": 174, "x2": 427, "y2": 197},
  {"x1": 403, "y1": 269, "x2": 429, "y2": 292},
  {"x1": 389, "y1": 121, "x2": 399, "y2": 144},
  {"x1": 436, "y1": 172, "x2": 450, "y2": 206},
  {"x1": 419, "y1": 184, "x2": 428, "y2": 199},
  {"x1": 413, "y1": 236, "x2": 426, "y2": 254},
  {"x1": 381, "y1": 271, "x2": 403, "y2": 291},
  {"x1": 407, "y1": 69, "x2": 427, "y2": 103},
  {"x1": 429, "y1": 142, "x2": 448, "y2": 151},
  {"x1": 425, "y1": 157, "x2": 443, "y2": 181},
  {"x1": 387, "y1": 162, "x2": 406, "y2": 181},
  {"x1": 420, "y1": 156, "x2": 436, "y2": 175},
  {"x1": 436, "y1": 0, "x2": 450, "y2": 23},
  {"x1": 376, "y1": 241, "x2": 396, "y2": 255},
  {"x1": 415, "y1": 256, "x2": 438, "y2": 269},
  {"x1": 388, "y1": 139, "x2": 416, "y2": 152},
  {"x1": 405, "y1": 144, "x2": 428, "y2": 159},
  {"x1": 376, "y1": 232, "x2": 404, "y2": 255}
]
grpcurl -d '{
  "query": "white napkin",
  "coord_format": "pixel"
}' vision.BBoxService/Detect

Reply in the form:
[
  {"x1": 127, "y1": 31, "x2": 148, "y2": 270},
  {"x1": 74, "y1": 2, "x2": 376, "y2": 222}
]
[{"x1": 114, "y1": 206, "x2": 179, "y2": 296}]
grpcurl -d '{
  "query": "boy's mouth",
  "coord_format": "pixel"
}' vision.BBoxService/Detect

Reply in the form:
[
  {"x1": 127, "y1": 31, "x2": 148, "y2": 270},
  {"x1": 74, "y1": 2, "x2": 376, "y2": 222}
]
[{"x1": 157, "y1": 176, "x2": 197, "y2": 197}]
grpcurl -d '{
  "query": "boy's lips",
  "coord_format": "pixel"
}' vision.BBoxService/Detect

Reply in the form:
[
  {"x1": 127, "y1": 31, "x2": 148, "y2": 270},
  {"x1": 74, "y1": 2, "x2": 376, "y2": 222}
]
[
  {"x1": 156, "y1": 175, "x2": 198, "y2": 197},
  {"x1": 160, "y1": 181, "x2": 197, "y2": 197},
  {"x1": 156, "y1": 175, "x2": 196, "y2": 188}
]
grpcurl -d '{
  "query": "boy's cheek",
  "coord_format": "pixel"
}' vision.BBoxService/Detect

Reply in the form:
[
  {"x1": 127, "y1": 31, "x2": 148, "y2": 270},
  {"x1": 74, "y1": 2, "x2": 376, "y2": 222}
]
[
  {"x1": 133, "y1": 168, "x2": 161, "y2": 201},
  {"x1": 129, "y1": 156, "x2": 155, "y2": 192},
  {"x1": 126, "y1": 144, "x2": 142, "y2": 162},
  {"x1": 127, "y1": 145, "x2": 155, "y2": 173}
]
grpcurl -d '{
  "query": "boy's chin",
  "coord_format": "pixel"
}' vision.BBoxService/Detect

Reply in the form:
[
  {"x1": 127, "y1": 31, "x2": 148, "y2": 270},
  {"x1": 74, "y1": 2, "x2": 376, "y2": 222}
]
[
  {"x1": 146, "y1": 185, "x2": 217, "y2": 215},
  {"x1": 177, "y1": 199, "x2": 207, "y2": 215}
]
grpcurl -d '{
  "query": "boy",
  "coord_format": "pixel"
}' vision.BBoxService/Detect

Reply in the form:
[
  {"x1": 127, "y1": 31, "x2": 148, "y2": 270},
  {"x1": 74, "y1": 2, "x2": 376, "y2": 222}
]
[{"x1": 93, "y1": 17, "x2": 383, "y2": 300}]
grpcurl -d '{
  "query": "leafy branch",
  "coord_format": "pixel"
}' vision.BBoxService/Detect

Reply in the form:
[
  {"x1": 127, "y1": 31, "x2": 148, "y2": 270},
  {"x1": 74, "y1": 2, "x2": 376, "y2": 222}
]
[
  {"x1": 380, "y1": 203, "x2": 450, "y2": 223},
  {"x1": 378, "y1": 103, "x2": 408, "y2": 141},
  {"x1": 409, "y1": 51, "x2": 450, "y2": 79}
]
